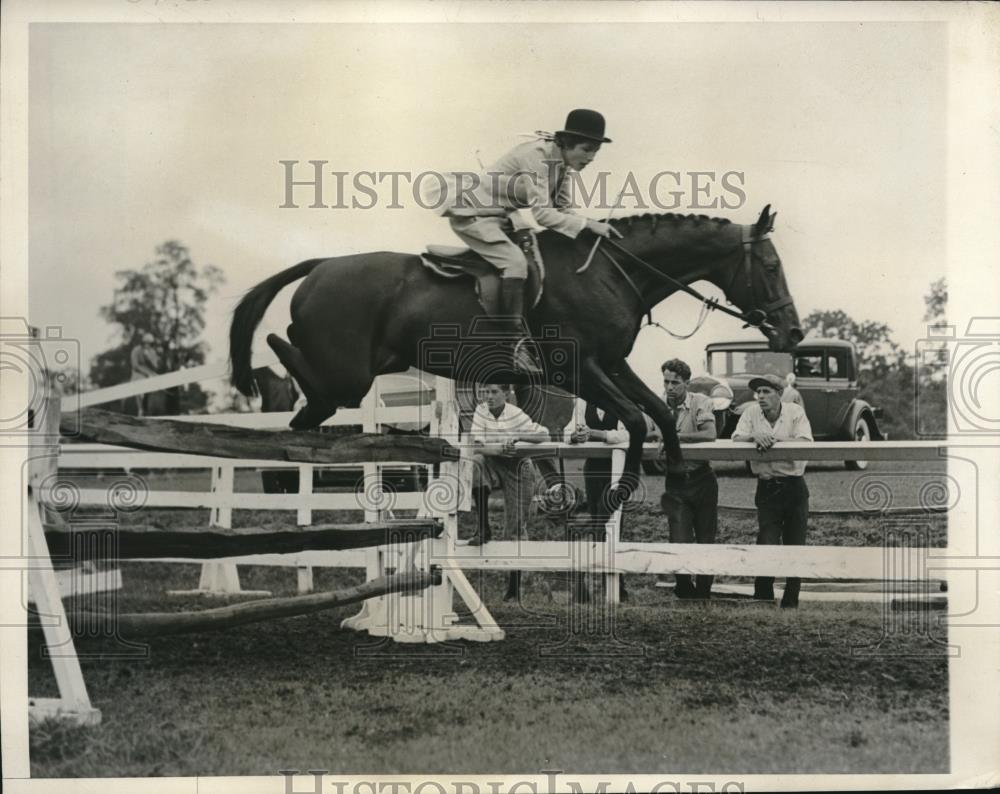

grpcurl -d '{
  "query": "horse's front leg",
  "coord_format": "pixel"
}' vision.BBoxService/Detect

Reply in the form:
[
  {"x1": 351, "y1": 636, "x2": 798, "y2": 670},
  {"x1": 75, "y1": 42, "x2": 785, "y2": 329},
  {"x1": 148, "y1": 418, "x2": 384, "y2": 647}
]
[
  {"x1": 576, "y1": 357, "x2": 649, "y2": 506},
  {"x1": 607, "y1": 361, "x2": 683, "y2": 468}
]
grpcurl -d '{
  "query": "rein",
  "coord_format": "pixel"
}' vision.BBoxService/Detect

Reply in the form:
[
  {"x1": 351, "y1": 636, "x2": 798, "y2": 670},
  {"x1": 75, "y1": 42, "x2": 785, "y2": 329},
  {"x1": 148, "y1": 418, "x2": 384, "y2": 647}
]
[{"x1": 592, "y1": 225, "x2": 787, "y2": 333}]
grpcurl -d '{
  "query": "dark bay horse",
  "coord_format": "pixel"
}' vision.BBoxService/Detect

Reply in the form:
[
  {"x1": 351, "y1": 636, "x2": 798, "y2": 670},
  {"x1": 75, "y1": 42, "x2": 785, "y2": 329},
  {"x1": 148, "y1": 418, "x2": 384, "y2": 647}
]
[{"x1": 230, "y1": 206, "x2": 802, "y2": 501}]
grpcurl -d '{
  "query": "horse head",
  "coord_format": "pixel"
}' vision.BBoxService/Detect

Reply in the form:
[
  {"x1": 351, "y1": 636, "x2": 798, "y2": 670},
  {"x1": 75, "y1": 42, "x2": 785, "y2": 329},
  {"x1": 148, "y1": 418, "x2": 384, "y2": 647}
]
[{"x1": 721, "y1": 205, "x2": 803, "y2": 352}]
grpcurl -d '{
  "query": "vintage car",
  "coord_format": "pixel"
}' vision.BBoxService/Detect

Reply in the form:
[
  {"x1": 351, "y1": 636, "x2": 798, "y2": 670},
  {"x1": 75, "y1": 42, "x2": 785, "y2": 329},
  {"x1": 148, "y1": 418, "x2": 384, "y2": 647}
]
[{"x1": 645, "y1": 338, "x2": 884, "y2": 473}]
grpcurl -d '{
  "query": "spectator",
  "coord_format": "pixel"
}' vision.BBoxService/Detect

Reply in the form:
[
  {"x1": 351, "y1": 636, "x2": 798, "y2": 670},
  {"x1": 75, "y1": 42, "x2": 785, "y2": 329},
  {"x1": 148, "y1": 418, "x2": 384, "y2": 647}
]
[
  {"x1": 660, "y1": 359, "x2": 719, "y2": 600},
  {"x1": 564, "y1": 398, "x2": 630, "y2": 603},
  {"x1": 129, "y1": 332, "x2": 160, "y2": 416},
  {"x1": 782, "y1": 372, "x2": 804, "y2": 407},
  {"x1": 468, "y1": 383, "x2": 550, "y2": 601},
  {"x1": 732, "y1": 373, "x2": 814, "y2": 608},
  {"x1": 253, "y1": 366, "x2": 301, "y2": 494}
]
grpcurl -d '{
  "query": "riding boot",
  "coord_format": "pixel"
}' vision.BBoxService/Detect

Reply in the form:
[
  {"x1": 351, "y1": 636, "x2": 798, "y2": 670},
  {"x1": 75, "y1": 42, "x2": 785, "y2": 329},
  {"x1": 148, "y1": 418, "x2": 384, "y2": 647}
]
[
  {"x1": 619, "y1": 576, "x2": 630, "y2": 603},
  {"x1": 468, "y1": 487, "x2": 493, "y2": 546},
  {"x1": 503, "y1": 570, "x2": 522, "y2": 602},
  {"x1": 694, "y1": 574, "x2": 714, "y2": 600},
  {"x1": 499, "y1": 278, "x2": 542, "y2": 374}
]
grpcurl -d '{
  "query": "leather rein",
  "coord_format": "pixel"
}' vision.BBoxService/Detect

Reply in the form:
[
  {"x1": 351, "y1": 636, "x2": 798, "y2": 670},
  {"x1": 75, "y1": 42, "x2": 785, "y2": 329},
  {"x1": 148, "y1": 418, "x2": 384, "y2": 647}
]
[{"x1": 589, "y1": 225, "x2": 792, "y2": 333}]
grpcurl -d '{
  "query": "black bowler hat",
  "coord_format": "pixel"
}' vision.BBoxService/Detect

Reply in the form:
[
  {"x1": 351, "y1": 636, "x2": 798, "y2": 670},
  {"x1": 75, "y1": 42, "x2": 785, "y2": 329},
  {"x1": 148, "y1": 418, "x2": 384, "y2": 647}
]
[{"x1": 557, "y1": 109, "x2": 612, "y2": 143}]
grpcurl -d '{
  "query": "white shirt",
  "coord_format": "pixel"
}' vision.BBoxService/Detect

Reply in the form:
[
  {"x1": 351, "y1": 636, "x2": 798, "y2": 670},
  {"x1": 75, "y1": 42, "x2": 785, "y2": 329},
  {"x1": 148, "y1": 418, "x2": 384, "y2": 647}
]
[
  {"x1": 733, "y1": 401, "x2": 814, "y2": 478},
  {"x1": 562, "y1": 398, "x2": 629, "y2": 445},
  {"x1": 669, "y1": 391, "x2": 716, "y2": 435},
  {"x1": 470, "y1": 401, "x2": 548, "y2": 444}
]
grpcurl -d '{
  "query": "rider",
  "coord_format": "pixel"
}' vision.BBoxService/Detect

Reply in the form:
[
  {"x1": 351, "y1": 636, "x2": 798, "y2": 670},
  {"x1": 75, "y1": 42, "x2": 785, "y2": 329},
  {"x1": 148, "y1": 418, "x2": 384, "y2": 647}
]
[{"x1": 430, "y1": 109, "x2": 621, "y2": 372}]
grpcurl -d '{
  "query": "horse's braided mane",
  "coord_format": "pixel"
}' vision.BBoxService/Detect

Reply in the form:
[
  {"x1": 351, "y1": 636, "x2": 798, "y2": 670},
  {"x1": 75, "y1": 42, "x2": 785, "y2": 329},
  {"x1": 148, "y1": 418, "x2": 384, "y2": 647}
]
[{"x1": 608, "y1": 212, "x2": 733, "y2": 231}]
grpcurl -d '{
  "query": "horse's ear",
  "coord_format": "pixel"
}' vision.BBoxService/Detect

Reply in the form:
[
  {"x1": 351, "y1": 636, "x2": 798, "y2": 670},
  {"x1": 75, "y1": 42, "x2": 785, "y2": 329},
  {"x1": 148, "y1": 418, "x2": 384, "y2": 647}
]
[{"x1": 754, "y1": 204, "x2": 773, "y2": 236}]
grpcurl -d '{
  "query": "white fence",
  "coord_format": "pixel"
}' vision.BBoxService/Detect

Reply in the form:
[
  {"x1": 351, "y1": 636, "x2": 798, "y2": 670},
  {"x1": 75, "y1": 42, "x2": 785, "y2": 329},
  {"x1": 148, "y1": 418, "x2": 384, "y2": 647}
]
[{"x1": 65, "y1": 364, "x2": 956, "y2": 596}]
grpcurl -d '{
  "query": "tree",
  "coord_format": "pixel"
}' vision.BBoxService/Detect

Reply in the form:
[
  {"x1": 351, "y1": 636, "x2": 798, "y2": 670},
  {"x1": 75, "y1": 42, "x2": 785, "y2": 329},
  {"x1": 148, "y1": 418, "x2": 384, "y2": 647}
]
[
  {"x1": 92, "y1": 241, "x2": 225, "y2": 414},
  {"x1": 800, "y1": 279, "x2": 948, "y2": 440},
  {"x1": 917, "y1": 277, "x2": 948, "y2": 436},
  {"x1": 923, "y1": 277, "x2": 947, "y2": 324}
]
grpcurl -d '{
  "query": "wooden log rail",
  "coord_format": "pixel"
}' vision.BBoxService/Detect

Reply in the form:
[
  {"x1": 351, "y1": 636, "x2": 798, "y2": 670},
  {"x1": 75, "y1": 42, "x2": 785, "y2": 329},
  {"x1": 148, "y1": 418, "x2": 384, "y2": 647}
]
[
  {"x1": 43, "y1": 519, "x2": 442, "y2": 562},
  {"x1": 70, "y1": 571, "x2": 437, "y2": 637},
  {"x1": 60, "y1": 408, "x2": 459, "y2": 464}
]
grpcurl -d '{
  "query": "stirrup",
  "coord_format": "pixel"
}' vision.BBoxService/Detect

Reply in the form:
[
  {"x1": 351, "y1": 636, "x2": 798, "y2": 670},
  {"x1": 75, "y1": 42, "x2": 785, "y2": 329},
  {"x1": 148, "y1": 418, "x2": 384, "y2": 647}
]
[{"x1": 512, "y1": 337, "x2": 542, "y2": 374}]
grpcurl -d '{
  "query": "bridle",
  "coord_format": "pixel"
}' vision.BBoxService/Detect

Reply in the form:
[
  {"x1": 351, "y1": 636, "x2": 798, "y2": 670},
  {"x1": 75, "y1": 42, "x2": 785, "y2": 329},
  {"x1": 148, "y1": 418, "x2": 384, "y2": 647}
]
[{"x1": 589, "y1": 224, "x2": 790, "y2": 334}]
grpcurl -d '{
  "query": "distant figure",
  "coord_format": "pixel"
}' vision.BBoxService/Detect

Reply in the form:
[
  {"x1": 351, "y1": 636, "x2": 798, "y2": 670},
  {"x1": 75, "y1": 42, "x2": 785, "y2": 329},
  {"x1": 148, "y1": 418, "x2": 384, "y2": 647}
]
[
  {"x1": 782, "y1": 373, "x2": 804, "y2": 407},
  {"x1": 129, "y1": 332, "x2": 160, "y2": 416},
  {"x1": 253, "y1": 366, "x2": 301, "y2": 494}
]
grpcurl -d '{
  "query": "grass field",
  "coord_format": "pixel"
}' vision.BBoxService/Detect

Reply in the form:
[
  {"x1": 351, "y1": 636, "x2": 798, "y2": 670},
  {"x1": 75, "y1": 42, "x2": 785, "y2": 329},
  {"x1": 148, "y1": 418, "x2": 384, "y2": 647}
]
[{"x1": 28, "y1": 459, "x2": 950, "y2": 776}]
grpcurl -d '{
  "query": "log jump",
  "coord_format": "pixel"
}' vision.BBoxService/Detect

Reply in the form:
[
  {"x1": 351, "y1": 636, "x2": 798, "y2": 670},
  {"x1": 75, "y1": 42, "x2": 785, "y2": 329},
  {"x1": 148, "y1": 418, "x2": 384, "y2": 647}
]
[
  {"x1": 60, "y1": 407, "x2": 459, "y2": 464},
  {"x1": 72, "y1": 571, "x2": 439, "y2": 638}
]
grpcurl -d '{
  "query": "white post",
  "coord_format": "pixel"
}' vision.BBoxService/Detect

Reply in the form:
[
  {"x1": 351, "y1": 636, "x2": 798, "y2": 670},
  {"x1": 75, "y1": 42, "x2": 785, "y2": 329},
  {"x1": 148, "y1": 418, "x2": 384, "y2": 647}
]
[
  {"x1": 604, "y1": 448, "x2": 626, "y2": 606},
  {"x1": 340, "y1": 384, "x2": 387, "y2": 634},
  {"x1": 428, "y1": 376, "x2": 503, "y2": 642},
  {"x1": 296, "y1": 463, "x2": 314, "y2": 593},
  {"x1": 170, "y1": 464, "x2": 270, "y2": 597},
  {"x1": 27, "y1": 391, "x2": 102, "y2": 726}
]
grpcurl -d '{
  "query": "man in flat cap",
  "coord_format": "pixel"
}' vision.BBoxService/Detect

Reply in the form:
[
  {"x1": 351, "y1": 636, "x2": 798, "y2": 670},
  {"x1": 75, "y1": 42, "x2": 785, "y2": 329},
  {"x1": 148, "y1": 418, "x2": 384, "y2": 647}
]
[{"x1": 732, "y1": 373, "x2": 814, "y2": 608}]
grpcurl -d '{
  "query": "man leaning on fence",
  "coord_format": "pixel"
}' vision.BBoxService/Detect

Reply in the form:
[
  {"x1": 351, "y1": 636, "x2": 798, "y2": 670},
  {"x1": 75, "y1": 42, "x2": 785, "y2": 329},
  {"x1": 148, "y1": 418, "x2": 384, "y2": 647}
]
[
  {"x1": 732, "y1": 373, "x2": 814, "y2": 609},
  {"x1": 659, "y1": 358, "x2": 719, "y2": 600},
  {"x1": 467, "y1": 383, "x2": 549, "y2": 601}
]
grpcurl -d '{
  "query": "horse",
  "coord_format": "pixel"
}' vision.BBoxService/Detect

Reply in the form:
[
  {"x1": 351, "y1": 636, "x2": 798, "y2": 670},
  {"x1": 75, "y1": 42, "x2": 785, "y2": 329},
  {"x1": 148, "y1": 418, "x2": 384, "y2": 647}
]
[{"x1": 230, "y1": 205, "x2": 802, "y2": 503}]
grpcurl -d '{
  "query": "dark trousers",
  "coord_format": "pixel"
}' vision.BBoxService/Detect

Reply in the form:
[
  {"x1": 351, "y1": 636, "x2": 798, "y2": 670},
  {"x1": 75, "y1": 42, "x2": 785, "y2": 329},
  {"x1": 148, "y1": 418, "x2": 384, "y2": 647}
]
[
  {"x1": 661, "y1": 468, "x2": 718, "y2": 597},
  {"x1": 754, "y1": 476, "x2": 809, "y2": 605},
  {"x1": 583, "y1": 458, "x2": 615, "y2": 520},
  {"x1": 576, "y1": 459, "x2": 628, "y2": 601}
]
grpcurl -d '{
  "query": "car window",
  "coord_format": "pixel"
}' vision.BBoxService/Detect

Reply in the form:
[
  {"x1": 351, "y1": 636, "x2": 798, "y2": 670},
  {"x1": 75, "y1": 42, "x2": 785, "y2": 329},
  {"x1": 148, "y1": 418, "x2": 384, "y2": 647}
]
[
  {"x1": 793, "y1": 353, "x2": 824, "y2": 378},
  {"x1": 708, "y1": 350, "x2": 792, "y2": 377},
  {"x1": 827, "y1": 350, "x2": 849, "y2": 379}
]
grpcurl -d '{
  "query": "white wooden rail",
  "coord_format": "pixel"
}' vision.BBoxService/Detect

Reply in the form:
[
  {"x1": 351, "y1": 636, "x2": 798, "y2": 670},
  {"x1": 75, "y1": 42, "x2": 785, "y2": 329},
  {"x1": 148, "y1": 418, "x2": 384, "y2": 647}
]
[
  {"x1": 77, "y1": 355, "x2": 278, "y2": 408},
  {"x1": 68, "y1": 368, "x2": 953, "y2": 602}
]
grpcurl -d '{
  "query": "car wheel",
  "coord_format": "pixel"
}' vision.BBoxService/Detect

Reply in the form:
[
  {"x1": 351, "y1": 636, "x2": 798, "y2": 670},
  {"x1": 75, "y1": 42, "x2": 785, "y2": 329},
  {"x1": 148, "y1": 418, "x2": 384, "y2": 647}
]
[{"x1": 845, "y1": 416, "x2": 871, "y2": 470}]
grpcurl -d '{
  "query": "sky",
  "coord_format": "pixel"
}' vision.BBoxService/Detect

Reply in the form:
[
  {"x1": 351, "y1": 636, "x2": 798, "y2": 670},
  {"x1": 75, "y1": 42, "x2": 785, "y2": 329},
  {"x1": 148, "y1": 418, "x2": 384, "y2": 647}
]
[{"x1": 27, "y1": 20, "x2": 948, "y2": 396}]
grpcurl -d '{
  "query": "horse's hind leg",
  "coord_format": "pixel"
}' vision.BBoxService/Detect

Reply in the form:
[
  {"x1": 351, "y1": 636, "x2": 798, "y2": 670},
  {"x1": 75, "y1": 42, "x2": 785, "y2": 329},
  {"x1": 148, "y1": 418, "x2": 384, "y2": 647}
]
[{"x1": 266, "y1": 334, "x2": 336, "y2": 428}]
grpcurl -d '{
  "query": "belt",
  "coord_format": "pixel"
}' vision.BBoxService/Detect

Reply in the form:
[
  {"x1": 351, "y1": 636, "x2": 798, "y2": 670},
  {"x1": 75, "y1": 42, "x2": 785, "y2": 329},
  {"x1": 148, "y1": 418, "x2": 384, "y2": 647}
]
[
  {"x1": 758, "y1": 475, "x2": 803, "y2": 486},
  {"x1": 665, "y1": 466, "x2": 713, "y2": 483}
]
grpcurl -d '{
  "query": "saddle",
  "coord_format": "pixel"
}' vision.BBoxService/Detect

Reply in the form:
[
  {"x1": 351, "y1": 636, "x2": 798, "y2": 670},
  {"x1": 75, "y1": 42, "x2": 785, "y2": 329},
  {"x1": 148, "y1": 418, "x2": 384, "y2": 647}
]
[{"x1": 420, "y1": 235, "x2": 545, "y2": 314}]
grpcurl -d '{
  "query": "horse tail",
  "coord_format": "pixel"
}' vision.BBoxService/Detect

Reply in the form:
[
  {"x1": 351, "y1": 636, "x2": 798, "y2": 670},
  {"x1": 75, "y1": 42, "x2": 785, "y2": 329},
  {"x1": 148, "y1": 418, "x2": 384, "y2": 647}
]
[{"x1": 229, "y1": 258, "x2": 324, "y2": 396}]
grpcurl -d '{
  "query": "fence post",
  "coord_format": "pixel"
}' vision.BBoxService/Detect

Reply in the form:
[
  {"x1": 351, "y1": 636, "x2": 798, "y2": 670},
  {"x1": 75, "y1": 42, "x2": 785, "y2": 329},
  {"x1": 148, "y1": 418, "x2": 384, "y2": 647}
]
[
  {"x1": 604, "y1": 448, "x2": 625, "y2": 606},
  {"x1": 296, "y1": 463, "x2": 314, "y2": 593},
  {"x1": 169, "y1": 464, "x2": 270, "y2": 597},
  {"x1": 340, "y1": 383, "x2": 389, "y2": 634},
  {"x1": 27, "y1": 390, "x2": 102, "y2": 726}
]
